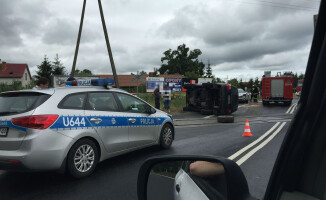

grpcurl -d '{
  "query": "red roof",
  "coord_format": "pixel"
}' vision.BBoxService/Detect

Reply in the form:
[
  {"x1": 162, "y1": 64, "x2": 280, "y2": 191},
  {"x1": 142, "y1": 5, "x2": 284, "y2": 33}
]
[
  {"x1": 159, "y1": 73, "x2": 184, "y2": 78},
  {"x1": 97, "y1": 74, "x2": 147, "y2": 87},
  {"x1": 0, "y1": 63, "x2": 30, "y2": 78}
]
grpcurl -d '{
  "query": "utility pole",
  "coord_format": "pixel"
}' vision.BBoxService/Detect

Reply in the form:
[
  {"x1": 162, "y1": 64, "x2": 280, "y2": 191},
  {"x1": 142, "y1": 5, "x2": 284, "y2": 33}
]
[
  {"x1": 98, "y1": 0, "x2": 120, "y2": 88},
  {"x1": 70, "y1": 0, "x2": 87, "y2": 78}
]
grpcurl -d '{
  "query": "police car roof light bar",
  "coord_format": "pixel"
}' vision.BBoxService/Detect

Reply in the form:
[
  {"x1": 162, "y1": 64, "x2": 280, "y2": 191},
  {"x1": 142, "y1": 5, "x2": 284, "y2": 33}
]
[
  {"x1": 61, "y1": 78, "x2": 115, "y2": 87},
  {"x1": 91, "y1": 78, "x2": 114, "y2": 86}
]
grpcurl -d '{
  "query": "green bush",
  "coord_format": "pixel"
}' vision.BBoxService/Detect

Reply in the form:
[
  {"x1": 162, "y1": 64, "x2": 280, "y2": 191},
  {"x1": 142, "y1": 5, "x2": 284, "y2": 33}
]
[
  {"x1": 137, "y1": 92, "x2": 186, "y2": 112},
  {"x1": 0, "y1": 81, "x2": 36, "y2": 93}
]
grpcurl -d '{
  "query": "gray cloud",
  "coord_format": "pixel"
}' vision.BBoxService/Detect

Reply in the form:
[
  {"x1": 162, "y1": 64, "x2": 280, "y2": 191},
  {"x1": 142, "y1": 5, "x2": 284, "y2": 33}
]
[
  {"x1": 0, "y1": 1, "x2": 49, "y2": 47},
  {"x1": 157, "y1": 3, "x2": 315, "y2": 73},
  {"x1": 0, "y1": 0, "x2": 319, "y2": 80},
  {"x1": 42, "y1": 19, "x2": 102, "y2": 45}
]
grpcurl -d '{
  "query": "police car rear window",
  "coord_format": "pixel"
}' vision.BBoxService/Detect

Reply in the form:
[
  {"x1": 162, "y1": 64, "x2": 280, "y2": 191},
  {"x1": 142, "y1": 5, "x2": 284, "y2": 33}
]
[
  {"x1": 0, "y1": 92, "x2": 51, "y2": 116},
  {"x1": 58, "y1": 93, "x2": 86, "y2": 110}
]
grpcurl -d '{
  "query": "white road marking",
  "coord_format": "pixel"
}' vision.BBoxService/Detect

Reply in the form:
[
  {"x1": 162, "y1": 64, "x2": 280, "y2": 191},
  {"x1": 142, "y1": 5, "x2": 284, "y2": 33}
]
[
  {"x1": 228, "y1": 122, "x2": 280, "y2": 160},
  {"x1": 289, "y1": 103, "x2": 297, "y2": 114},
  {"x1": 286, "y1": 103, "x2": 296, "y2": 114},
  {"x1": 203, "y1": 115, "x2": 215, "y2": 119},
  {"x1": 236, "y1": 122, "x2": 287, "y2": 166}
]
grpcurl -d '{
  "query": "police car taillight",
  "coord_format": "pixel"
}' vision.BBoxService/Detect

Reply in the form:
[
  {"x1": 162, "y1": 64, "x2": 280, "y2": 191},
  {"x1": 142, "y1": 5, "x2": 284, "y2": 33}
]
[{"x1": 12, "y1": 115, "x2": 59, "y2": 129}]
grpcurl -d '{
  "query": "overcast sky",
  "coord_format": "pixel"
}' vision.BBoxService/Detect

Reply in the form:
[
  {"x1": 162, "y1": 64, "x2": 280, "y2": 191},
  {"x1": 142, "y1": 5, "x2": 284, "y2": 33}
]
[{"x1": 0, "y1": 0, "x2": 320, "y2": 81}]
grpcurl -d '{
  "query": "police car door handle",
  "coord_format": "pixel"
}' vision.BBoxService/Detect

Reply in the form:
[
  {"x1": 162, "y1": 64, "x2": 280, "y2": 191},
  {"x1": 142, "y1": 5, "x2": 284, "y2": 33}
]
[
  {"x1": 90, "y1": 118, "x2": 102, "y2": 124},
  {"x1": 128, "y1": 118, "x2": 136, "y2": 123},
  {"x1": 176, "y1": 184, "x2": 180, "y2": 193}
]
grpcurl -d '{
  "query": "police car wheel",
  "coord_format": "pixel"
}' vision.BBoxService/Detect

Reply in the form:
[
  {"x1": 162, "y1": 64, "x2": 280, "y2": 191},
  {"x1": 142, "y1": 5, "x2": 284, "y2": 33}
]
[
  {"x1": 160, "y1": 124, "x2": 173, "y2": 149},
  {"x1": 67, "y1": 139, "x2": 99, "y2": 178}
]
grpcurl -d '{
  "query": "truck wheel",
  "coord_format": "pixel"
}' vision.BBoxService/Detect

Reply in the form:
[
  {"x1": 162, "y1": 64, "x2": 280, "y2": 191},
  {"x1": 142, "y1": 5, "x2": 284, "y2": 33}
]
[
  {"x1": 201, "y1": 109, "x2": 213, "y2": 115},
  {"x1": 217, "y1": 116, "x2": 234, "y2": 123},
  {"x1": 160, "y1": 124, "x2": 174, "y2": 149},
  {"x1": 263, "y1": 101, "x2": 269, "y2": 106},
  {"x1": 67, "y1": 139, "x2": 99, "y2": 179}
]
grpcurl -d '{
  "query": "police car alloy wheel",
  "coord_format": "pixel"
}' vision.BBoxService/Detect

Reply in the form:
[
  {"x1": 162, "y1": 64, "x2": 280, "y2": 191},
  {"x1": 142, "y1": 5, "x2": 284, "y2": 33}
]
[
  {"x1": 160, "y1": 124, "x2": 173, "y2": 149},
  {"x1": 67, "y1": 139, "x2": 99, "y2": 178}
]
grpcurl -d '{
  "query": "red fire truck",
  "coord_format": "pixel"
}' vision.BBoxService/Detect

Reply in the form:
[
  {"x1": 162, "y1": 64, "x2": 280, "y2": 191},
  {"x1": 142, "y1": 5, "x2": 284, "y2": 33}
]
[
  {"x1": 296, "y1": 79, "x2": 304, "y2": 96},
  {"x1": 261, "y1": 73, "x2": 293, "y2": 106}
]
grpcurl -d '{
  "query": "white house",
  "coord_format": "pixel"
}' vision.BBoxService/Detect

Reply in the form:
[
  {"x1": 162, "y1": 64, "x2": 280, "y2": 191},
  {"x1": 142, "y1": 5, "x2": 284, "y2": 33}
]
[{"x1": 0, "y1": 62, "x2": 32, "y2": 87}]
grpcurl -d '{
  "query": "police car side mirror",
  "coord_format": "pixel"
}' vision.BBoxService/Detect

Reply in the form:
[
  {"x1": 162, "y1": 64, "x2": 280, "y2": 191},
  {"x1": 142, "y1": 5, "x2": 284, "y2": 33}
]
[
  {"x1": 146, "y1": 107, "x2": 156, "y2": 115},
  {"x1": 137, "y1": 155, "x2": 256, "y2": 200}
]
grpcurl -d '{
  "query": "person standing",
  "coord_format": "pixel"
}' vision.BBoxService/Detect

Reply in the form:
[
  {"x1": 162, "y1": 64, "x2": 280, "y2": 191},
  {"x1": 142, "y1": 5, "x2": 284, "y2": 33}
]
[
  {"x1": 253, "y1": 84, "x2": 259, "y2": 102},
  {"x1": 153, "y1": 86, "x2": 161, "y2": 109},
  {"x1": 250, "y1": 85, "x2": 255, "y2": 102},
  {"x1": 162, "y1": 86, "x2": 172, "y2": 113}
]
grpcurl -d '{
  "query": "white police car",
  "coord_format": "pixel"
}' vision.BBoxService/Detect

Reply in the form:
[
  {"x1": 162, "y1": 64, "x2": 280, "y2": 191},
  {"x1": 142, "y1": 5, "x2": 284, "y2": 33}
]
[{"x1": 0, "y1": 79, "x2": 174, "y2": 178}]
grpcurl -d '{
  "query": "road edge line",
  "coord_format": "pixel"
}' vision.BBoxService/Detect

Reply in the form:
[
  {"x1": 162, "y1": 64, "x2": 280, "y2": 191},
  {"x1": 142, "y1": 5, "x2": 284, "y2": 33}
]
[
  {"x1": 236, "y1": 122, "x2": 287, "y2": 166},
  {"x1": 286, "y1": 103, "x2": 295, "y2": 114},
  {"x1": 203, "y1": 115, "x2": 215, "y2": 119},
  {"x1": 290, "y1": 103, "x2": 297, "y2": 114},
  {"x1": 228, "y1": 122, "x2": 280, "y2": 160}
]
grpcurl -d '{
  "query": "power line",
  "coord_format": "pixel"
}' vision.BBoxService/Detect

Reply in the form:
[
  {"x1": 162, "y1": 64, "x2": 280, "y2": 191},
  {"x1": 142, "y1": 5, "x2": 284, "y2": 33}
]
[
  {"x1": 251, "y1": 0, "x2": 318, "y2": 10},
  {"x1": 299, "y1": 0, "x2": 321, "y2": 3},
  {"x1": 226, "y1": 0, "x2": 319, "y2": 12}
]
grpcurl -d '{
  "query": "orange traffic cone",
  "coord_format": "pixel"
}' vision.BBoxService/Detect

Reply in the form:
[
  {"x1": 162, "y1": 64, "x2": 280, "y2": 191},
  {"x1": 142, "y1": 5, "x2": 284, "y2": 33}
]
[{"x1": 242, "y1": 120, "x2": 253, "y2": 137}]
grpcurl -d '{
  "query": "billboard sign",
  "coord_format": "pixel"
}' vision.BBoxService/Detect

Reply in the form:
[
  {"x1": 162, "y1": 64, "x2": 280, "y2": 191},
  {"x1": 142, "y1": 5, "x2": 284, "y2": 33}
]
[
  {"x1": 52, "y1": 75, "x2": 100, "y2": 88},
  {"x1": 146, "y1": 77, "x2": 164, "y2": 92},
  {"x1": 165, "y1": 77, "x2": 182, "y2": 92},
  {"x1": 198, "y1": 78, "x2": 213, "y2": 85}
]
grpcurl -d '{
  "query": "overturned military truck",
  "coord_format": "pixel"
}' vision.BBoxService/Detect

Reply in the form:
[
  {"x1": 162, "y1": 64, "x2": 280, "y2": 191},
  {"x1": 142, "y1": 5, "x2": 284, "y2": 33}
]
[{"x1": 183, "y1": 83, "x2": 238, "y2": 115}]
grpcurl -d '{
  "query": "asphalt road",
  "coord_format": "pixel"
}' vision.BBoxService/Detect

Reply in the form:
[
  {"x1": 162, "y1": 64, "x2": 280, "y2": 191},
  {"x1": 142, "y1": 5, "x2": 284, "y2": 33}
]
[{"x1": 0, "y1": 99, "x2": 298, "y2": 200}]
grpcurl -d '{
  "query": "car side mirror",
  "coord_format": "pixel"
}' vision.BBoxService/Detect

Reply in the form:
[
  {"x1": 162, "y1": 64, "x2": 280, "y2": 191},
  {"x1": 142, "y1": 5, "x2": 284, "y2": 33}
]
[
  {"x1": 137, "y1": 155, "x2": 256, "y2": 200},
  {"x1": 146, "y1": 107, "x2": 156, "y2": 115}
]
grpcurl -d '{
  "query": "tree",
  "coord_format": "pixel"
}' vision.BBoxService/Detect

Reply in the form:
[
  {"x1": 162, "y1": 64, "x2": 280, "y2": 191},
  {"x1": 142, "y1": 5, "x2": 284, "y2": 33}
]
[
  {"x1": 247, "y1": 78, "x2": 254, "y2": 89},
  {"x1": 159, "y1": 44, "x2": 205, "y2": 76},
  {"x1": 52, "y1": 54, "x2": 66, "y2": 75},
  {"x1": 138, "y1": 70, "x2": 147, "y2": 76},
  {"x1": 75, "y1": 69, "x2": 93, "y2": 76},
  {"x1": 239, "y1": 79, "x2": 245, "y2": 90},
  {"x1": 228, "y1": 78, "x2": 239, "y2": 88},
  {"x1": 152, "y1": 67, "x2": 159, "y2": 77},
  {"x1": 185, "y1": 71, "x2": 201, "y2": 79},
  {"x1": 205, "y1": 62, "x2": 213, "y2": 78},
  {"x1": 290, "y1": 72, "x2": 305, "y2": 88},
  {"x1": 213, "y1": 76, "x2": 224, "y2": 83},
  {"x1": 35, "y1": 55, "x2": 53, "y2": 83},
  {"x1": 254, "y1": 77, "x2": 260, "y2": 86}
]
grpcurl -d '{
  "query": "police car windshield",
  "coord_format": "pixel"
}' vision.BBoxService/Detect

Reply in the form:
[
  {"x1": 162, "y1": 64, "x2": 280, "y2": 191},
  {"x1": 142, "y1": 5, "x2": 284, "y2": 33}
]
[
  {"x1": 238, "y1": 89, "x2": 245, "y2": 93},
  {"x1": 0, "y1": 92, "x2": 50, "y2": 116}
]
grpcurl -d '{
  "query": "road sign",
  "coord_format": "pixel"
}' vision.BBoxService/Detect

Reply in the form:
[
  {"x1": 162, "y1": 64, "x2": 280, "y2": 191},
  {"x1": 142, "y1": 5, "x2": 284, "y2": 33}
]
[
  {"x1": 131, "y1": 72, "x2": 146, "y2": 96},
  {"x1": 146, "y1": 77, "x2": 164, "y2": 92},
  {"x1": 165, "y1": 77, "x2": 182, "y2": 92}
]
